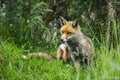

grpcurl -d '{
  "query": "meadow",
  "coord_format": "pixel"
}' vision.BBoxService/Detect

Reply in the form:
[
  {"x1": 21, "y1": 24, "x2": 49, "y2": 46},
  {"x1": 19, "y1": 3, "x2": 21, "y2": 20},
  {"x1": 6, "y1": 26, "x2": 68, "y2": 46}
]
[{"x1": 0, "y1": 39, "x2": 120, "y2": 80}]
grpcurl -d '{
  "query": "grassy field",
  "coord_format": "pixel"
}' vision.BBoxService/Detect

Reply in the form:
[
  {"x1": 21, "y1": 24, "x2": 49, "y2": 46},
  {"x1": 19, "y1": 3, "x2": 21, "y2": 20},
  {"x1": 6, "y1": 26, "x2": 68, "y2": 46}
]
[{"x1": 0, "y1": 41, "x2": 120, "y2": 80}]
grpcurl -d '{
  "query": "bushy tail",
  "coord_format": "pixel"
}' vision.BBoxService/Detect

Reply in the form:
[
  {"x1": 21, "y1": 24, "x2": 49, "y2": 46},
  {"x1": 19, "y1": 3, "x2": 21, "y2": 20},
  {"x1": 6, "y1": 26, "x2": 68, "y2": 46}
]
[{"x1": 22, "y1": 52, "x2": 57, "y2": 61}]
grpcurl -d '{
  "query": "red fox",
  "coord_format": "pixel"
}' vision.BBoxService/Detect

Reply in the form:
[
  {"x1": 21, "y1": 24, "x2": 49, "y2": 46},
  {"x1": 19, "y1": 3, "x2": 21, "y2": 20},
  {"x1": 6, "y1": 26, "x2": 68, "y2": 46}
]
[
  {"x1": 57, "y1": 16, "x2": 94, "y2": 66},
  {"x1": 23, "y1": 16, "x2": 94, "y2": 67}
]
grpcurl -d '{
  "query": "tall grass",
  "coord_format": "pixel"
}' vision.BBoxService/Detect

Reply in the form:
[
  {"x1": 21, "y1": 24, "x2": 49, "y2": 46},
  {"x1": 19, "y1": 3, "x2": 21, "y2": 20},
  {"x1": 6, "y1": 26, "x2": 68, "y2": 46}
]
[
  {"x1": 106, "y1": 1, "x2": 119, "y2": 50},
  {"x1": 0, "y1": 23, "x2": 120, "y2": 79},
  {"x1": 0, "y1": 38, "x2": 120, "y2": 80}
]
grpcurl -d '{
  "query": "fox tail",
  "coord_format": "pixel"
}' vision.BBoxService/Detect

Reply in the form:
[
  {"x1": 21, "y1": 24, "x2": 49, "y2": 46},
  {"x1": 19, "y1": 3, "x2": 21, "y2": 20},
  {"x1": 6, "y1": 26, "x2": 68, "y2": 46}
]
[{"x1": 22, "y1": 52, "x2": 56, "y2": 61}]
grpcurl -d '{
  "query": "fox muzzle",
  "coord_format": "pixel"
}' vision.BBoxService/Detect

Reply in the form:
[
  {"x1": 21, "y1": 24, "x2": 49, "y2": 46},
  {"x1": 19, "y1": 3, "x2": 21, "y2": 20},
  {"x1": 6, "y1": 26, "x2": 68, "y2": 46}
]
[{"x1": 61, "y1": 38, "x2": 68, "y2": 42}]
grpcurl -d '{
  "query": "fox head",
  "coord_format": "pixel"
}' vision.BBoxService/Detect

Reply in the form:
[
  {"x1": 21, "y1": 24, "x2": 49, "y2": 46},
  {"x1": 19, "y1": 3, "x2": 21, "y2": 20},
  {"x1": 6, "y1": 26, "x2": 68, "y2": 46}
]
[{"x1": 59, "y1": 16, "x2": 81, "y2": 42}]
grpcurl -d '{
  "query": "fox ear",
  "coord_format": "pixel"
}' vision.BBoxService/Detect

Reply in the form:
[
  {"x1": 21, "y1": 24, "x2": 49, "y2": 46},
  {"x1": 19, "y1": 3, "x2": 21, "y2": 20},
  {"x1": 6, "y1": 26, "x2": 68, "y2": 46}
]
[
  {"x1": 72, "y1": 19, "x2": 79, "y2": 28},
  {"x1": 59, "y1": 16, "x2": 67, "y2": 27}
]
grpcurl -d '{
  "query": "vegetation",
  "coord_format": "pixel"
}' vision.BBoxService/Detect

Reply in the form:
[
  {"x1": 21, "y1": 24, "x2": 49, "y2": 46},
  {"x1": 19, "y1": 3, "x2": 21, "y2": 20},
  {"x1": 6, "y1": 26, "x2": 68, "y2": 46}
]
[{"x1": 0, "y1": 0, "x2": 120, "y2": 80}]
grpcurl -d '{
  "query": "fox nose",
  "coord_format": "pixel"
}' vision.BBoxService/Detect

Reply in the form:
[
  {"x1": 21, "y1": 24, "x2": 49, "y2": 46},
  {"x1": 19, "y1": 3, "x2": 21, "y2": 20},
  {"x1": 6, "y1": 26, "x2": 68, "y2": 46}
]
[
  {"x1": 61, "y1": 38, "x2": 63, "y2": 42},
  {"x1": 61, "y1": 38, "x2": 68, "y2": 42}
]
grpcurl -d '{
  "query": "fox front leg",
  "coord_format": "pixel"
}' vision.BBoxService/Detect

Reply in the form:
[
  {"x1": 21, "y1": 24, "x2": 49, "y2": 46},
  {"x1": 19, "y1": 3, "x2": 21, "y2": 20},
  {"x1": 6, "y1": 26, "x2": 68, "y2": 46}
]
[
  {"x1": 71, "y1": 52, "x2": 80, "y2": 68},
  {"x1": 57, "y1": 44, "x2": 69, "y2": 62}
]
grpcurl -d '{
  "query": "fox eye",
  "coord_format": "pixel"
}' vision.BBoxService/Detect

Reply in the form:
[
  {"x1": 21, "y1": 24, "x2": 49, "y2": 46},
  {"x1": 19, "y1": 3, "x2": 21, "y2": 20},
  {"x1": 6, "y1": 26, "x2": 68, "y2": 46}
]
[
  {"x1": 67, "y1": 32, "x2": 72, "y2": 34},
  {"x1": 61, "y1": 31, "x2": 64, "y2": 33}
]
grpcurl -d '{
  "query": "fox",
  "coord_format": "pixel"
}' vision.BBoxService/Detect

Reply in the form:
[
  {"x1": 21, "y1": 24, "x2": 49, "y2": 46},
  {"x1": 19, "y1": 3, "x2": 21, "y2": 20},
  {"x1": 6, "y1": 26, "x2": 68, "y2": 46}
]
[
  {"x1": 23, "y1": 16, "x2": 94, "y2": 67},
  {"x1": 57, "y1": 16, "x2": 94, "y2": 67}
]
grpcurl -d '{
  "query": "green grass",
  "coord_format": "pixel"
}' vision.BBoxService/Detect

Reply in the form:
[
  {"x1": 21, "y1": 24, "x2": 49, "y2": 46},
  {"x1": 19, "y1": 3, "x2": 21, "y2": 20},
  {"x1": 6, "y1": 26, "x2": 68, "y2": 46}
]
[{"x1": 0, "y1": 41, "x2": 120, "y2": 80}]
